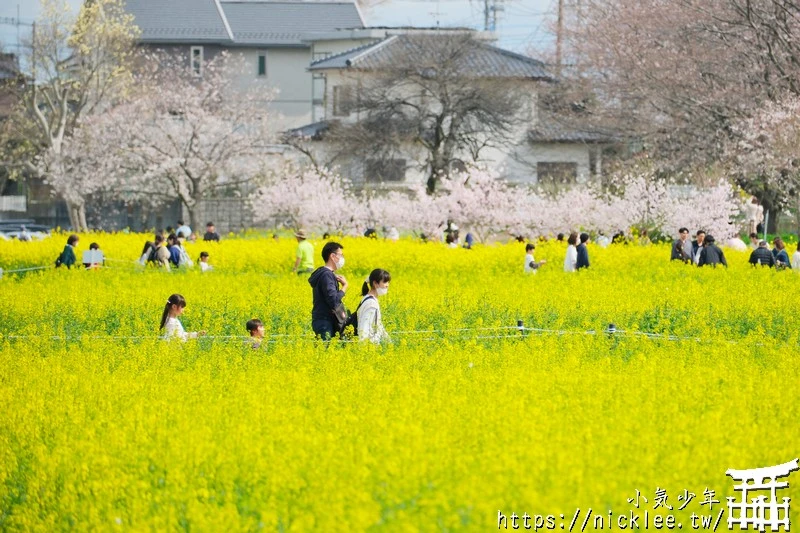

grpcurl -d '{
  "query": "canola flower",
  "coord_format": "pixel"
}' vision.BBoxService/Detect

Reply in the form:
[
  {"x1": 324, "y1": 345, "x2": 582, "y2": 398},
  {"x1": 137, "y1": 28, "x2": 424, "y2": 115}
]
[{"x1": 0, "y1": 234, "x2": 798, "y2": 530}]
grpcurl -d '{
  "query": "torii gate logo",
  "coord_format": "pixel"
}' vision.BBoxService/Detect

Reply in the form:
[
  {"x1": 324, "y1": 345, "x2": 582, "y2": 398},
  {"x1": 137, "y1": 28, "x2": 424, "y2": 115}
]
[{"x1": 726, "y1": 459, "x2": 799, "y2": 532}]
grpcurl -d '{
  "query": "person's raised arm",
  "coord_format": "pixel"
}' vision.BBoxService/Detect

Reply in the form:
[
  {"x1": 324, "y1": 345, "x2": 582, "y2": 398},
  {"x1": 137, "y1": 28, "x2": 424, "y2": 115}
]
[{"x1": 323, "y1": 273, "x2": 345, "y2": 310}]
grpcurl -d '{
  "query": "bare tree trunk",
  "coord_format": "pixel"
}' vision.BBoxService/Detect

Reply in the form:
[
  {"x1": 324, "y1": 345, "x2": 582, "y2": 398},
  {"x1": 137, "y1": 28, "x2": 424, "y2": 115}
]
[
  {"x1": 79, "y1": 204, "x2": 88, "y2": 232},
  {"x1": 426, "y1": 172, "x2": 438, "y2": 195},
  {"x1": 427, "y1": 152, "x2": 449, "y2": 194},
  {"x1": 766, "y1": 208, "x2": 780, "y2": 235},
  {"x1": 0, "y1": 172, "x2": 9, "y2": 196},
  {"x1": 185, "y1": 201, "x2": 198, "y2": 233},
  {"x1": 67, "y1": 200, "x2": 88, "y2": 232}
]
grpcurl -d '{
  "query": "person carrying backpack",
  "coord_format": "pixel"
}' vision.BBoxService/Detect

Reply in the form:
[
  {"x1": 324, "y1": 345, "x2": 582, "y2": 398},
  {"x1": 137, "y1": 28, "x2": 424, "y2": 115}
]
[
  {"x1": 357, "y1": 269, "x2": 391, "y2": 344},
  {"x1": 143, "y1": 234, "x2": 171, "y2": 269},
  {"x1": 308, "y1": 242, "x2": 348, "y2": 340},
  {"x1": 55, "y1": 234, "x2": 79, "y2": 269}
]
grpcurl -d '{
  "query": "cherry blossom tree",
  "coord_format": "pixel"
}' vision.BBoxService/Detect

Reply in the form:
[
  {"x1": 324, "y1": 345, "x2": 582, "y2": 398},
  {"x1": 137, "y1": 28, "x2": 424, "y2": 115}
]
[
  {"x1": 433, "y1": 167, "x2": 522, "y2": 242},
  {"x1": 8, "y1": 0, "x2": 140, "y2": 230},
  {"x1": 105, "y1": 51, "x2": 279, "y2": 228},
  {"x1": 251, "y1": 164, "x2": 360, "y2": 234},
  {"x1": 253, "y1": 160, "x2": 742, "y2": 242},
  {"x1": 663, "y1": 180, "x2": 744, "y2": 240},
  {"x1": 34, "y1": 113, "x2": 122, "y2": 226},
  {"x1": 367, "y1": 185, "x2": 447, "y2": 239},
  {"x1": 556, "y1": 0, "x2": 800, "y2": 207},
  {"x1": 728, "y1": 93, "x2": 800, "y2": 225}
]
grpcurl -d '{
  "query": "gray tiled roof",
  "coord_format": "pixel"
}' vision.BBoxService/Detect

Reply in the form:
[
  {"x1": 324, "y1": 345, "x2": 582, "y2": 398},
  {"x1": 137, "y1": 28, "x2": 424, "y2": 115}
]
[
  {"x1": 125, "y1": 0, "x2": 363, "y2": 46},
  {"x1": 309, "y1": 34, "x2": 554, "y2": 80},
  {"x1": 125, "y1": 0, "x2": 234, "y2": 43},
  {"x1": 528, "y1": 122, "x2": 617, "y2": 144},
  {"x1": 221, "y1": 1, "x2": 364, "y2": 46}
]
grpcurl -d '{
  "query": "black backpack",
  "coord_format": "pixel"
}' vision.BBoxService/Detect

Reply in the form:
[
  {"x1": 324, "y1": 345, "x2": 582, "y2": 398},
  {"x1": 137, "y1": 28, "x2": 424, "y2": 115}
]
[
  {"x1": 146, "y1": 245, "x2": 159, "y2": 265},
  {"x1": 348, "y1": 295, "x2": 375, "y2": 337}
]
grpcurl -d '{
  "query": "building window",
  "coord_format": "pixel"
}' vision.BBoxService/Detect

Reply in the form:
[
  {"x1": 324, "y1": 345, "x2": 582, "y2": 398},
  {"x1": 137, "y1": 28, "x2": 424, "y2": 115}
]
[
  {"x1": 537, "y1": 162, "x2": 578, "y2": 185},
  {"x1": 190, "y1": 46, "x2": 203, "y2": 76},
  {"x1": 332, "y1": 85, "x2": 353, "y2": 117},
  {"x1": 257, "y1": 52, "x2": 266, "y2": 76},
  {"x1": 365, "y1": 159, "x2": 406, "y2": 182}
]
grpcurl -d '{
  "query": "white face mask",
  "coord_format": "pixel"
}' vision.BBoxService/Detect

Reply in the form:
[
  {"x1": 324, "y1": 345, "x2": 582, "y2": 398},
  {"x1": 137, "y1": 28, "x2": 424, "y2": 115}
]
[
  {"x1": 335, "y1": 256, "x2": 345, "y2": 269},
  {"x1": 376, "y1": 287, "x2": 388, "y2": 296}
]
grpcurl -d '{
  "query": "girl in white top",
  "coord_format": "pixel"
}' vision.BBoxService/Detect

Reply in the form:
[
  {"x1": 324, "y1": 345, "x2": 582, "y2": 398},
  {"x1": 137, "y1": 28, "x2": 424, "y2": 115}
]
[
  {"x1": 199, "y1": 251, "x2": 213, "y2": 272},
  {"x1": 564, "y1": 232, "x2": 578, "y2": 272},
  {"x1": 358, "y1": 269, "x2": 391, "y2": 344},
  {"x1": 524, "y1": 242, "x2": 547, "y2": 274},
  {"x1": 160, "y1": 293, "x2": 206, "y2": 341},
  {"x1": 792, "y1": 242, "x2": 800, "y2": 271}
]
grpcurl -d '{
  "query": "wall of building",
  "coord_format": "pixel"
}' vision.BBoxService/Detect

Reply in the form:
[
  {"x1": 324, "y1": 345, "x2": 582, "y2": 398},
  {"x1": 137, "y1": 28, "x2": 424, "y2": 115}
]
[{"x1": 502, "y1": 143, "x2": 594, "y2": 184}]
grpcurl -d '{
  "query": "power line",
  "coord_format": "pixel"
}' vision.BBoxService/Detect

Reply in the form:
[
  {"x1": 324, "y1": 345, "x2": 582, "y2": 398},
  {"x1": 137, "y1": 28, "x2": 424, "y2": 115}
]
[{"x1": 0, "y1": 16, "x2": 34, "y2": 27}]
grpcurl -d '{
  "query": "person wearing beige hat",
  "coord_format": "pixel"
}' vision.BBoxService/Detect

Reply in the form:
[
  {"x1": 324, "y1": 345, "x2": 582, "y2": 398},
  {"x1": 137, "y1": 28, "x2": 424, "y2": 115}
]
[{"x1": 293, "y1": 229, "x2": 315, "y2": 275}]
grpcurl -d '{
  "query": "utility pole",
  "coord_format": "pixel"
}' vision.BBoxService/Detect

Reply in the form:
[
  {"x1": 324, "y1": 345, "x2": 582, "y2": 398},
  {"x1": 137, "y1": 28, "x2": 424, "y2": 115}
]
[
  {"x1": 483, "y1": 0, "x2": 504, "y2": 32},
  {"x1": 555, "y1": 0, "x2": 564, "y2": 75},
  {"x1": 0, "y1": 12, "x2": 35, "y2": 67}
]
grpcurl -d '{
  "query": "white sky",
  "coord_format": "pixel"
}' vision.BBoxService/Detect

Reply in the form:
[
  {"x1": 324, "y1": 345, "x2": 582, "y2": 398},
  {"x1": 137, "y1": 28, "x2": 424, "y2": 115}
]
[{"x1": 0, "y1": 0, "x2": 555, "y2": 56}]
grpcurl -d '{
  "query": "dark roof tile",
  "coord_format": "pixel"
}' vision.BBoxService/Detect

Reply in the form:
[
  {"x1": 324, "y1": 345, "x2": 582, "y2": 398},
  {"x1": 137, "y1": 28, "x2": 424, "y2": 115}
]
[{"x1": 310, "y1": 33, "x2": 554, "y2": 80}]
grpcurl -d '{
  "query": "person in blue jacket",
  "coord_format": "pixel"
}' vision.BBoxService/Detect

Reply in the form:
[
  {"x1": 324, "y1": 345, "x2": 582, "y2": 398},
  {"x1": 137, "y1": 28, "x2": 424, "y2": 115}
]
[
  {"x1": 308, "y1": 242, "x2": 349, "y2": 340},
  {"x1": 772, "y1": 237, "x2": 792, "y2": 269},
  {"x1": 576, "y1": 232, "x2": 590, "y2": 269},
  {"x1": 167, "y1": 233, "x2": 181, "y2": 267}
]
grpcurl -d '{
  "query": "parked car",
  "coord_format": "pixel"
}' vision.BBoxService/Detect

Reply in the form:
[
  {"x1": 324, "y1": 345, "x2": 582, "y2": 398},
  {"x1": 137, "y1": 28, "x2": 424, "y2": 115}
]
[{"x1": 0, "y1": 220, "x2": 52, "y2": 241}]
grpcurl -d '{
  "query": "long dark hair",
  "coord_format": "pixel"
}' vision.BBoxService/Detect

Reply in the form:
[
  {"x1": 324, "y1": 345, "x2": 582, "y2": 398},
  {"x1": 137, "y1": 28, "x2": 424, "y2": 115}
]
[
  {"x1": 567, "y1": 232, "x2": 578, "y2": 246},
  {"x1": 362, "y1": 268, "x2": 392, "y2": 296},
  {"x1": 159, "y1": 294, "x2": 187, "y2": 330}
]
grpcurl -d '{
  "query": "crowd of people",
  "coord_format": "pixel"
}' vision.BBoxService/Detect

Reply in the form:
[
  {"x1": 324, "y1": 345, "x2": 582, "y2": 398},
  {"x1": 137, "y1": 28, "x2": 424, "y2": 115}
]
[
  {"x1": 670, "y1": 229, "x2": 799, "y2": 269},
  {"x1": 520, "y1": 227, "x2": 800, "y2": 274},
  {"x1": 136, "y1": 221, "x2": 220, "y2": 272},
  {"x1": 41, "y1": 219, "x2": 800, "y2": 346}
]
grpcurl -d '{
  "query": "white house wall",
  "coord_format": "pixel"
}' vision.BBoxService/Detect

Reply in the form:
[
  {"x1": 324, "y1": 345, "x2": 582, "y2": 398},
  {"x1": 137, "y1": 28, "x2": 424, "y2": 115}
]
[
  {"x1": 226, "y1": 44, "x2": 368, "y2": 130},
  {"x1": 502, "y1": 143, "x2": 593, "y2": 184},
  {"x1": 225, "y1": 48, "x2": 312, "y2": 129},
  {"x1": 295, "y1": 136, "x2": 595, "y2": 187},
  {"x1": 312, "y1": 70, "x2": 600, "y2": 186}
]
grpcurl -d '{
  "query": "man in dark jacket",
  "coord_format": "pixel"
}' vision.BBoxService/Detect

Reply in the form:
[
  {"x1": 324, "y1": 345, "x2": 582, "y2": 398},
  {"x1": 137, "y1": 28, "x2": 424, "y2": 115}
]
[
  {"x1": 308, "y1": 242, "x2": 349, "y2": 339},
  {"x1": 749, "y1": 240, "x2": 775, "y2": 267},
  {"x1": 691, "y1": 230, "x2": 706, "y2": 265},
  {"x1": 698, "y1": 235, "x2": 727, "y2": 267},
  {"x1": 576, "y1": 232, "x2": 590, "y2": 269},
  {"x1": 203, "y1": 222, "x2": 220, "y2": 242}
]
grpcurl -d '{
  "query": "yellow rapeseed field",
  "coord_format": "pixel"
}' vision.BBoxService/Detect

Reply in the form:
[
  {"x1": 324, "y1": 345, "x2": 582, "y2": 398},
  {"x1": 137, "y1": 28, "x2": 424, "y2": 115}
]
[{"x1": 0, "y1": 234, "x2": 798, "y2": 531}]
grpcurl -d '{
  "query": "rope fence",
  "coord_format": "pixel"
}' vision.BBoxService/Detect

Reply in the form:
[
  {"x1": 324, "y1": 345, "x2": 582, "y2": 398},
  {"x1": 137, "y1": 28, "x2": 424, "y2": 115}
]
[
  {"x1": 0, "y1": 263, "x2": 775, "y2": 347},
  {"x1": 0, "y1": 322, "x2": 771, "y2": 347}
]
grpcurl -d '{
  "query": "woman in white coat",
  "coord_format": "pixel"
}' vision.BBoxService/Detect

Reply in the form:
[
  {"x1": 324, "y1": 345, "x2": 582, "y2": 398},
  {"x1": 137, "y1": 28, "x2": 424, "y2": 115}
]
[
  {"x1": 564, "y1": 232, "x2": 578, "y2": 272},
  {"x1": 358, "y1": 269, "x2": 391, "y2": 344}
]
